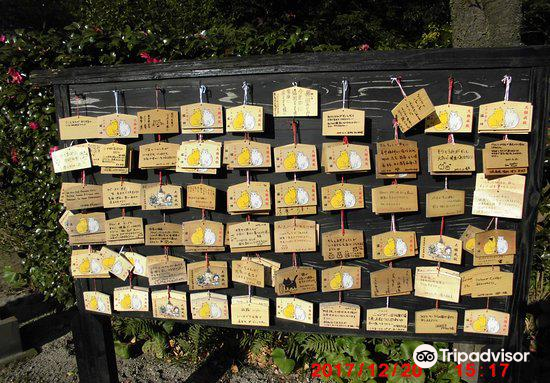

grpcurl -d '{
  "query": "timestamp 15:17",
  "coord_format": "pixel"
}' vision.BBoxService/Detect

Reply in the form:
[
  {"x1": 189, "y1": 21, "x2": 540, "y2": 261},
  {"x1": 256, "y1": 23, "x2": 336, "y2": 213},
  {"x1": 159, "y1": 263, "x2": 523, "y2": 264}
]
[{"x1": 456, "y1": 363, "x2": 510, "y2": 378}]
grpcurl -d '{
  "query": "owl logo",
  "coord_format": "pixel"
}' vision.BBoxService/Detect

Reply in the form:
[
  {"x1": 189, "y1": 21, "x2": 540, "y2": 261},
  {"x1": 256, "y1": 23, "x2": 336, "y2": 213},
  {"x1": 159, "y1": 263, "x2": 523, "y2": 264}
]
[
  {"x1": 120, "y1": 294, "x2": 142, "y2": 310},
  {"x1": 233, "y1": 111, "x2": 256, "y2": 131},
  {"x1": 236, "y1": 190, "x2": 263, "y2": 210},
  {"x1": 187, "y1": 148, "x2": 213, "y2": 167},
  {"x1": 329, "y1": 189, "x2": 356, "y2": 209},
  {"x1": 191, "y1": 227, "x2": 217, "y2": 245},
  {"x1": 198, "y1": 302, "x2": 221, "y2": 319},
  {"x1": 190, "y1": 109, "x2": 216, "y2": 128},
  {"x1": 434, "y1": 111, "x2": 463, "y2": 132},
  {"x1": 283, "y1": 303, "x2": 306, "y2": 321},
  {"x1": 329, "y1": 272, "x2": 354, "y2": 290},
  {"x1": 76, "y1": 217, "x2": 100, "y2": 234},
  {"x1": 237, "y1": 148, "x2": 263, "y2": 166},
  {"x1": 283, "y1": 151, "x2": 309, "y2": 170},
  {"x1": 335, "y1": 150, "x2": 361, "y2": 170},
  {"x1": 383, "y1": 238, "x2": 408, "y2": 257},
  {"x1": 487, "y1": 108, "x2": 520, "y2": 129},
  {"x1": 283, "y1": 187, "x2": 309, "y2": 206},
  {"x1": 89, "y1": 296, "x2": 106, "y2": 312}
]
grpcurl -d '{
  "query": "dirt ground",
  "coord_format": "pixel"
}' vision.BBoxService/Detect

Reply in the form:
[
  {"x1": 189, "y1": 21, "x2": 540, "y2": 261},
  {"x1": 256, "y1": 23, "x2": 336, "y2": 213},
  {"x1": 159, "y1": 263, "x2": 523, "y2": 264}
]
[{"x1": 0, "y1": 333, "x2": 315, "y2": 383}]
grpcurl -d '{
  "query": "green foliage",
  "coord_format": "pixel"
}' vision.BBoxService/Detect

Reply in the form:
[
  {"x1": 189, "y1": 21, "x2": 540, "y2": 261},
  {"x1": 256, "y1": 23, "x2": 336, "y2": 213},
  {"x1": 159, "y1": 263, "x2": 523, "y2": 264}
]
[
  {"x1": 530, "y1": 147, "x2": 550, "y2": 304},
  {"x1": 111, "y1": 317, "x2": 188, "y2": 360},
  {"x1": 142, "y1": 334, "x2": 169, "y2": 359},
  {"x1": 317, "y1": 337, "x2": 376, "y2": 383},
  {"x1": 0, "y1": 81, "x2": 72, "y2": 304},
  {"x1": 239, "y1": 329, "x2": 275, "y2": 356},
  {"x1": 416, "y1": 23, "x2": 452, "y2": 49},
  {"x1": 0, "y1": 0, "x2": 453, "y2": 307},
  {"x1": 114, "y1": 339, "x2": 133, "y2": 359},
  {"x1": 2, "y1": 265, "x2": 26, "y2": 289},
  {"x1": 174, "y1": 324, "x2": 226, "y2": 362},
  {"x1": 522, "y1": 0, "x2": 550, "y2": 45},
  {"x1": 387, "y1": 365, "x2": 425, "y2": 383},
  {"x1": 108, "y1": 319, "x2": 461, "y2": 382},
  {"x1": 0, "y1": 3, "x2": 547, "y2": 378},
  {"x1": 264, "y1": 335, "x2": 460, "y2": 383},
  {"x1": 111, "y1": 317, "x2": 167, "y2": 341},
  {"x1": 271, "y1": 347, "x2": 296, "y2": 374}
]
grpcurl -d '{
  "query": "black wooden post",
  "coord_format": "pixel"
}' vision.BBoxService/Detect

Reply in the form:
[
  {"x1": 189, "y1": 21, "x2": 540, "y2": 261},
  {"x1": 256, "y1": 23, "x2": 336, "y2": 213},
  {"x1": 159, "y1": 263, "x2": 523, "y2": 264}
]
[
  {"x1": 72, "y1": 279, "x2": 119, "y2": 383},
  {"x1": 52, "y1": 84, "x2": 119, "y2": 383}
]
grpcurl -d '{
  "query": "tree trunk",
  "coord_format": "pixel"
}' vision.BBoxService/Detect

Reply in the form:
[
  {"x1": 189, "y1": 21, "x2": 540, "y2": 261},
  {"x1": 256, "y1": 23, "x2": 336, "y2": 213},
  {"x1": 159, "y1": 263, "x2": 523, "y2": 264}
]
[{"x1": 451, "y1": 0, "x2": 522, "y2": 47}]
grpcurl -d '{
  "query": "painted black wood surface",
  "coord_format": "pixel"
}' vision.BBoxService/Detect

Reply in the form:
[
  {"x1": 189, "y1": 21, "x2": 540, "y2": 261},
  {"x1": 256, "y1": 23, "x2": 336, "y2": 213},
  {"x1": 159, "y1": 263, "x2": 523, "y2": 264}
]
[{"x1": 32, "y1": 48, "x2": 549, "y2": 351}]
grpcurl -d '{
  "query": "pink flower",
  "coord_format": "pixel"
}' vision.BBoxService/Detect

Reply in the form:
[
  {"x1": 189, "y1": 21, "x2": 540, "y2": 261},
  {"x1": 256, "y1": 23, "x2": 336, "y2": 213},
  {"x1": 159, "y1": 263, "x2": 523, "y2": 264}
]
[
  {"x1": 49, "y1": 146, "x2": 59, "y2": 158},
  {"x1": 10, "y1": 148, "x2": 18, "y2": 164},
  {"x1": 358, "y1": 44, "x2": 370, "y2": 51},
  {"x1": 139, "y1": 51, "x2": 162, "y2": 63},
  {"x1": 7, "y1": 67, "x2": 24, "y2": 84},
  {"x1": 29, "y1": 121, "x2": 39, "y2": 130},
  {"x1": 0, "y1": 35, "x2": 6, "y2": 43}
]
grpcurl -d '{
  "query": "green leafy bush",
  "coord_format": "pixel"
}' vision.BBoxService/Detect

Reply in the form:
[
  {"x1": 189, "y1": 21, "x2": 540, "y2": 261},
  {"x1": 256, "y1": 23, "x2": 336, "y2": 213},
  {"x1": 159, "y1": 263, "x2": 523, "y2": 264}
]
[
  {"x1": 271, "y1": 347, "x2": 296, "y2": 374},
  {"x1": 0, "y1": 1, "x2": 452, "y2": 305},
  {"x1": 260, "y1": 333, "x2": 459, "y2": 382}
]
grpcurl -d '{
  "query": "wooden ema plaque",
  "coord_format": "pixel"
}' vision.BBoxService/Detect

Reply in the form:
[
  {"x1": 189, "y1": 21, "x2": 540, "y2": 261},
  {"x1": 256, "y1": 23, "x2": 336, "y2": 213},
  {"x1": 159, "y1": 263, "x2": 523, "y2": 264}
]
[
  {"x1": 48, "y1": 48, "x2": 547, "y2": 352},
  {"x1": 272, "y1": 85, "x2": 318, "y2": 117}
]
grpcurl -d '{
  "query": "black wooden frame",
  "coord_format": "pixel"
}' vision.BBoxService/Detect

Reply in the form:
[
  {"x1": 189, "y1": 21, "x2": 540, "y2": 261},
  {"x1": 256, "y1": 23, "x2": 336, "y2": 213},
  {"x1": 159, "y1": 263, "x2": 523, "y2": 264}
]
[{"x1": 32, "y1": 46, "x2": 549, "y2": 383}]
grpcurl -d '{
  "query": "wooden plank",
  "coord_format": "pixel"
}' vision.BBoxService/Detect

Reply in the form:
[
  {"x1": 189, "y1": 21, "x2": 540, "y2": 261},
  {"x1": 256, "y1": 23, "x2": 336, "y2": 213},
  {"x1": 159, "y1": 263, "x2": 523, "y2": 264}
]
[
  {"x1": 37, "y1": 50, "x2": 548, "y2": 346},
  {"x1": 72, "y1": 279, "x2": 118, "y2": 383},
  {"x1": 31, "y1": 46, "x2": 550, "y2": 86}
]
